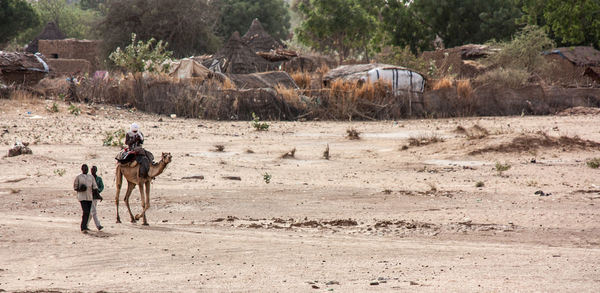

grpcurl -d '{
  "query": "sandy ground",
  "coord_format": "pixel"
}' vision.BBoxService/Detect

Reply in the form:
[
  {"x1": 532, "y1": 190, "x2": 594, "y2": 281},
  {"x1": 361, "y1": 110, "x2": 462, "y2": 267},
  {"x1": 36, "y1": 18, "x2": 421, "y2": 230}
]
[{"x1": 1, "y1": 98, "x2": 600, "y2": 292}]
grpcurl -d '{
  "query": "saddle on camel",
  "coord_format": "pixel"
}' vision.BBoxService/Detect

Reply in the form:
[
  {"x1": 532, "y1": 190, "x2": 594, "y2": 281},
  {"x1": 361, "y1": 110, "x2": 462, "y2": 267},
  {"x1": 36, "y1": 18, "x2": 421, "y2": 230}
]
[{"x1": 115, "y1": 123, "x2": 154, "y2": 178}]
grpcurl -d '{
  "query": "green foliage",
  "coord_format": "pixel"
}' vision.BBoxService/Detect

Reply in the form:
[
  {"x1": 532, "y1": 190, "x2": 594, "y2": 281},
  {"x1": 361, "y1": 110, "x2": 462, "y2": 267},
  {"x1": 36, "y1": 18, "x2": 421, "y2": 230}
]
[
  {"x1": 0, "y1": 0, "x2": 40, "y2": 46},
  {"x1": 32, "y1": 0, "x2": 100, "y2": 39},
  {"x1": 102, "y1": 129, "x2": 126, "y2": 147},
  {"x1": 108, "y1": 33, "x2": 173, "y2": 73},
  {"x1": 411, "y1": 0, "x2": 521, "y2": 49},
  {"x1": 495, "y1": 162, "x2": 511, "y2": 173},
  {"x1": 586, "y1": 158, "x2": 600, "y2": 169},
  {"x1": 263, "y1": 172, "x2": 272, "y2": 184},
  {"x1": 485, "y1": 25, "x2": 555, "y2": 73},
  {"x1": 518, "y1": 0, "x2": 600, "y2": 48},
  {"x1": 217, "y1": 0, "x2": 291, "y2": 41},
  {"x1": 54, "y1": 168, "x2": 66, "y2": 176},
  {"x1": 375, "y1": 0, "x2": 434, "y2": 54},
  {"x1": 100, "y1": 0, "x2": 221, "y2": 59},
  {"x1": 251, "y1": 112, "x2": 269, "y2": 131},
  {"x1": 68, "y1": 104, "x2": 80, "y2": 115},
  {"x1": 375, "y1": 46, "x2": 437, "y2": 78},
  {"x1": 294, "y1": 0, "x2": 377, "y2": 62},
  {"x1": 46, "y1": 102, "x2": 59, "y2": 113}
]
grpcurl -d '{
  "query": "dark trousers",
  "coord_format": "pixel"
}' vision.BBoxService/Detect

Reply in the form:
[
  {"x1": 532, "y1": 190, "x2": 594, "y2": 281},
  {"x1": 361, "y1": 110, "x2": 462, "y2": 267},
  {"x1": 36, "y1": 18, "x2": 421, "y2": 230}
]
[{"x1": 80, "y1": 200, "x2": 92, "y2": 231}]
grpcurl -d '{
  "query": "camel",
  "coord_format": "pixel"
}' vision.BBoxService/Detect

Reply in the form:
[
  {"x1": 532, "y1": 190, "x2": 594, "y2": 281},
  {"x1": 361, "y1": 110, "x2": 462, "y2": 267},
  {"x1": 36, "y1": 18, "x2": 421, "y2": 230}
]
[{"x1": 115, "y1": 152, "x2": 172, "y2": 225}]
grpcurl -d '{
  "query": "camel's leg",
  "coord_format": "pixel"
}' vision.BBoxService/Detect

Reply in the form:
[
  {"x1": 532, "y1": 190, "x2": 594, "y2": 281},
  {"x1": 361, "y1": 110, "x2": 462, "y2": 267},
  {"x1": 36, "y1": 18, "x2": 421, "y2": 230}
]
[
  {"x1": 135, "y1": 181, "x2": 147, "y2": 223},
  {"x1": 141, "y1": 181, "x2": 151, "y2": 225},
  {"x1": 124, "y1": 183, "x2": 137, "y2": 223},
  {"x1": 115, "y1": 166, "x2": 123, "y2": 223}
]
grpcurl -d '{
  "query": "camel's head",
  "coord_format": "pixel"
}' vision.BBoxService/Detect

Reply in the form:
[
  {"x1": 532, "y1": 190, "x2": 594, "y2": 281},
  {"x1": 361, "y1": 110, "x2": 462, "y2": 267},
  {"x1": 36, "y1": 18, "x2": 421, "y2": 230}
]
[{"x1": 161, "y1": 152, "x2": 172, "y2": 164}]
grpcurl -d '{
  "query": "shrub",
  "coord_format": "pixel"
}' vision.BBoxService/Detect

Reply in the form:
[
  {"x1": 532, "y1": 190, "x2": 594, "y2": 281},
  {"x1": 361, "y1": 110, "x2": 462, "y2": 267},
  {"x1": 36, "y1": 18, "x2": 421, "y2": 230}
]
[
  {"x1": 587, "y1": 158, "x2": 600, "y2": 169},
  {"x1": 54, "y1": 169, "x2": 66, "y2": 177},
  {"x1": 346, "y1": 128, "x2": 360, "y2": 140},
  {"x1": 408, "y1": 133, "x2": 445, "y2": 146},
  {"x1": 68, "y1": 104, "x2": 81, "y2": 115},
  {"x1": 46, "y1": 102, "x2": 59, "y2": 113},
  {"x1": 109, "y1": 33, "x2": 173, "y2": 73},
  {"x1": 475, "y1": 68, "x2": 529, "y2": 89},
  {"x1": 475, "y1": 181, "x2": 485, "y2": 187},
  {"x1": 263, "y1": 172, "x2": 272, "y2": 184},
  {"x1": 485, "y1": 25, "x2": 554, "y2": 74},
  {"x1": 103, "y1": 129, "x2": 126, "y2": 146},
  {"x1": 495, "y1": 162, "x2": 511, "y2": 173},
  {"x1": 251, "y1": 112, "x2": 269, "y2": 131}
]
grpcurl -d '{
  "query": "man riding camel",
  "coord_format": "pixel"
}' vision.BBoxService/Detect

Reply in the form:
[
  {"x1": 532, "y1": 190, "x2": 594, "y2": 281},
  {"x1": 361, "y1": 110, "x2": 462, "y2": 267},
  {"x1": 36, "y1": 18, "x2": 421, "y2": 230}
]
[{"x1": 120, "y1": 123, "x2": 153, "y2": 178}]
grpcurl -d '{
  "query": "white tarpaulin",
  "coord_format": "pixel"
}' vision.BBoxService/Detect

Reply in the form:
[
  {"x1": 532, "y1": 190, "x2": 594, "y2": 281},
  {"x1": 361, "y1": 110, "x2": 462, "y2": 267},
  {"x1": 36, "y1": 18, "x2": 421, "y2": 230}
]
[
  {"x1": 364, "y1": 67, "x2": 425, "y2": 93},
  {"x1": 167, "y1": 58, "x2": 211, "y2": 80}
]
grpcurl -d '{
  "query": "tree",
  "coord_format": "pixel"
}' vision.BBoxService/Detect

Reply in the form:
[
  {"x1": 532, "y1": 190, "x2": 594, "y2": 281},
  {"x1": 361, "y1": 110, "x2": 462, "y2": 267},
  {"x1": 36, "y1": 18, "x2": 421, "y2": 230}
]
[
  {"x1": 294, "y1": 0, "x2": 377, "y2": 62},
  {"x1": 216, "y1": 0, "x2": 291, "y2": 41},
  {"x1": 0, "y1": 0, "x2": 40, "y2": 47},
  {"x1": 519, "y1": 0, "x2": 600, "y2": 48},
  {"x1": 411, "y1": 0, "x2": 522, "y2": 48},
  {"x1": 99, "y1": 0, "x2": 221, "y2": 59},
  {"x1": 109, "y1": 33, "x2": 173, "y2": 73},
  {"x1": 32, "y1": 0, "x2": 99, "y2": 39},
  {"x1": 376, "y1": 0, "x2": 434, "y2": 54}
]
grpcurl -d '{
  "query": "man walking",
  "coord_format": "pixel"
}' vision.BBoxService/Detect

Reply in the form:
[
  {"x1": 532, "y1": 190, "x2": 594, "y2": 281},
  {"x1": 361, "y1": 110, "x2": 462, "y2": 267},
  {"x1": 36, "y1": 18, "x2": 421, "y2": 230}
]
[
  {"x1": 89, "y1": 166, "x2": 104, "y2": 231},
  {"x1": 74, "y1": 164, "x2": 98, "y2": 233}
]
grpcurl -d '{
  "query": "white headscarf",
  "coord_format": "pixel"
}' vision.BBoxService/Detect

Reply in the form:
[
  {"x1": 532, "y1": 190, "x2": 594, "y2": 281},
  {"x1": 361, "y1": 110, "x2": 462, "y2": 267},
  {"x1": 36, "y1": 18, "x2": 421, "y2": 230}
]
[{"x1": 130, "y1": 123, "x2": 143, "y2": 139}]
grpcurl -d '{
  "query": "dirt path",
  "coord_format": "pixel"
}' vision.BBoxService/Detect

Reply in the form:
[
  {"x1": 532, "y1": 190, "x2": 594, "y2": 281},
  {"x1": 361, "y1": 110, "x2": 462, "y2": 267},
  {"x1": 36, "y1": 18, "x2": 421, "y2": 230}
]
[{"x1": 1, "y1": 99, "x2": 600, "y2": 292}]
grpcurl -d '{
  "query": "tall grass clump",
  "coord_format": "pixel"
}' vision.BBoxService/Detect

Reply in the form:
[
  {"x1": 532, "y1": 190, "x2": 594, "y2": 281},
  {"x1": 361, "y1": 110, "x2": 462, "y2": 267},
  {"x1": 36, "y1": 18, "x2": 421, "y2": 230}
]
[
  {"x1": 291, "y1": 71, "x2": 311, "y2": 89},
  {"x1": 475, "y1": 67, "x2": 530, "y2": 89},
  {"x1": 432, "y1": 78, "x2": 453, "y2": 90}
]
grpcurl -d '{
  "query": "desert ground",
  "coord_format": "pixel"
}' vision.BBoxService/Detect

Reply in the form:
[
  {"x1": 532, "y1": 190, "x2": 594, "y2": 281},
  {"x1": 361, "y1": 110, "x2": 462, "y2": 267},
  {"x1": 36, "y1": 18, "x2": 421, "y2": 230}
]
[{"x1": 1, "y1": 98, "x2": 600, "y2": 292}]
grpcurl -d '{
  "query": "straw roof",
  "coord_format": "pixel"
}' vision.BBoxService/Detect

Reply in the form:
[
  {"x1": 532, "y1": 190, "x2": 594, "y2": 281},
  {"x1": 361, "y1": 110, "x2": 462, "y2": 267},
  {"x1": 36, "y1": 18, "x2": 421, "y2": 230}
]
[
  {"x1": 26, "y1": 22, "x2": 66, "y2": 54},
  {"x1": 545, "y1": 46, "x2": 600, "y2": 67},
  {"x1": 242, "y1": 19, "x2": 282, "y2": 52},
  {"x1": 206, "y1": 31, "x2": 275, "y2": 74}
]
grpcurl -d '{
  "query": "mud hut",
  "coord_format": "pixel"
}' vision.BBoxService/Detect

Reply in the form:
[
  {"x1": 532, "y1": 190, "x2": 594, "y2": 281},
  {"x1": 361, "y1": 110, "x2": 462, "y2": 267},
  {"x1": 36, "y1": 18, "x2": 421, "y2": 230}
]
[
  {"x1": 242, "y1": 19, "x2": 283, "y2": 53},
  {"x1": 204, "y1": 32, "x2": 275, "y2": 74},
  {"x1": 0, "y1": 51, "x2": 49, "y2": 85},
  {"x1": 543, "y1": 46, "x2": 600, "y2": 86},
  {"x1": 421, "y1": 44, "x2": 496, "y2": 78},
  {"x1": 26, "y1": 22, "x2": 66, "y2": 54}
]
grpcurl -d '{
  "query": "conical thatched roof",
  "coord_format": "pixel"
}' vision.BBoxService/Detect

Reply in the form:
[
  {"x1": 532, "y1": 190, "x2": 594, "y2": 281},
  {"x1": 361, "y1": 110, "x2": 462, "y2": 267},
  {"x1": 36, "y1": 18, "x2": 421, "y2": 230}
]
[
  {"x1": 26, "y1": 22, "x2": 66, "y2": 54},
  {"x1": 207, "y1": 31, "x2": 275, "y2": 74},
  {"x1": 241, "y1": 19, "x2": 282, "y2": 52}
]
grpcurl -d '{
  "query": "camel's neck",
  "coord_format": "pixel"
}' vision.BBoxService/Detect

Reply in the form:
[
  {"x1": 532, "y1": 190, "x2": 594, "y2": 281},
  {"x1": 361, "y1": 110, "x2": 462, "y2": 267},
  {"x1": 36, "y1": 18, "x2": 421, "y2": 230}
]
[{"x1": 149, "y1": 159, "x2": 169, "y2": 178}]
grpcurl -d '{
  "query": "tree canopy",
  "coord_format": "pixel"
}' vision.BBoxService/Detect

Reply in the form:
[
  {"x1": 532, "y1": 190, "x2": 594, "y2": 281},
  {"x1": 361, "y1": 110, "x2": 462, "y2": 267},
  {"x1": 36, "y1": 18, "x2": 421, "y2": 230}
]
[
  {"x1": 216, "y1": 0, "x2": 291, "y2": 41},
  {"x1": 99, "y1": 0, "x2": 221, "y2": 59},
  {"x1": 0, "y1": 0, "x2": 40, "y2": 46}
]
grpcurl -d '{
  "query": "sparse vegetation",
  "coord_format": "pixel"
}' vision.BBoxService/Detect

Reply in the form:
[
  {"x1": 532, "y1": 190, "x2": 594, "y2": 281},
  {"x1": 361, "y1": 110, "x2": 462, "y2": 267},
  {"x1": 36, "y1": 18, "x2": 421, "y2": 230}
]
[
  {"x1": 46, "y1": 102, "x2": 59, "y2": 113},
  {"x1": 281, "y1": 148, "x2": 296, "y2": 159},
  {"x1": 263, "y1": 172, "x2": 272, "y2": 184},
  {"x1": 54, "y1": 168, "x2": 66, "y2": 177},
  {"x1": 408, "y1": 133, "x2": 445, "y2": 146},
  {"x1": 68, "y1": 104, "x2": 81, "y2": 115},
  {"x1": 251, "y1": 112, "x2": 270, "y2": 131},
  {"x1": 475, "y1": 181, "x2": 484, "y2": 188},
  {"x1": 586, "y1": 158, "x2": 600, "y2": 169},
  {"x1": 213, "y1": 144, "x2": 225, "y2": 152},
  {"x1": 495, "y1": 162, "x2": 512, "y2": 174},
  {"x1": 346, "y1": 128, "x2": 360, "y2": 140},
  {"x1": 432, "y1": 78, "x2": 453, "y2": 90},
  {"x1": 103, "y1": 129, "x2": 126, "y2": 147},
  {"x1": 323, "y1": 144, "x2": 330, "y2": 160}
]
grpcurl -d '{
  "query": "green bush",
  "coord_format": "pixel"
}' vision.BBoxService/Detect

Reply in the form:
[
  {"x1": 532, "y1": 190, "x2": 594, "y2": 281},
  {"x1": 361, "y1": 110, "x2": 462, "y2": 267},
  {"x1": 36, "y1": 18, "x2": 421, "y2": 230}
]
[
  {"x1": 103, "y1": 129, "x2": 126, "y2": 147},
  {"x1": 586, "y1": 158, "x2": 600, "y2": 169},
  {"x1": 475, "y1": 67, "x2": 530, "y2": 89},
  {"x1": 251, "y1": 112, "x2": 269, "y2": 131},
  {"x1": 109, "y1": 33, "x2": 173, "y2": 73},
  {"x1": 68, "y1": 104, "x2": 80, "y2": 115}
]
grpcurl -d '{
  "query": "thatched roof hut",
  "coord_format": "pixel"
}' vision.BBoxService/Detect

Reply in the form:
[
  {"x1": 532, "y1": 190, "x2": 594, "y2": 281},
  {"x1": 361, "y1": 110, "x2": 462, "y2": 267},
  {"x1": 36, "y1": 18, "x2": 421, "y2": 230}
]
[
  {"x1": 26, "y1": 22, "x2": 66, "y2": 54},
  {"x1": 242, "y1": 18, "x2": 282, "y2": 52},
  {"x1": 228, "y1": 71, "x2": 298, "y2": 89},
  {"x1": 0, "y1": 51, "x2": 49, "y2": 85},
  {"x1": 205, "y1": 32, "x2": 275, "y2": 74}
]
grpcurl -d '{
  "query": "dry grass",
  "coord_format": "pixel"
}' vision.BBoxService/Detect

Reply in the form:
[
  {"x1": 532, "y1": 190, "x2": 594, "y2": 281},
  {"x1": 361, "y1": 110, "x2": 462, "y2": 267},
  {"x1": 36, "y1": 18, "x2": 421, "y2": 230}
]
[
  {"x1": 346, "y1": 128, "x2": 360, "y2": 140},
  {"x1": 408, "y1": 133, "x2": 445, "y2": 146},
  {"x1": 455, "y1": 124, "x2": 489, "y2": 139},
  {"x1": 291, "y1": 71, "x2": 311, "y2": 89},
  {"x1": 475, "y1": 68, "x2": 529, "y2": 89},
  {"x1": 221, "y1": 78, "x2": 236, "y2": 90},
  {"x1": 213, "y1": 144, "x2": 225, "y2": 152},
  {"x1": 10, "y1": 89, "x2": 39, "y2": 102},
  {"x1": 280, "y1": 148, "x2": 296, "y2": 159},
  {"x1": 323, "y1": 144, "x2": 330, "y2": 160},
  {"x1": 275, "y1": 84, "x2": 302, "y2": 110},
  {"x1": 432, "y1": 77, "x2": 453, "y2": 90},
  {"x1": 470, "y1": 133, "x2": 600, "y2": 155},
  {"x1": 456, "y1": 79, "x2": 473, "y2": 98}
]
